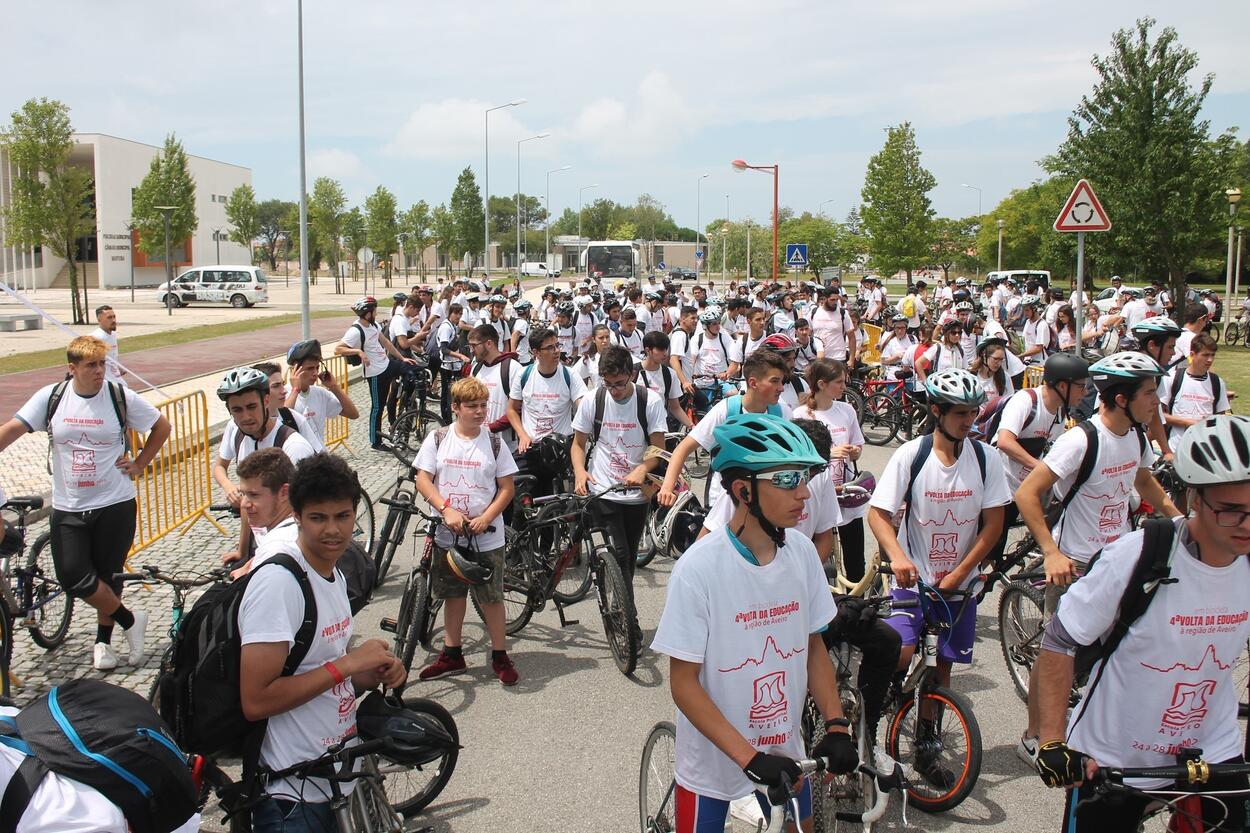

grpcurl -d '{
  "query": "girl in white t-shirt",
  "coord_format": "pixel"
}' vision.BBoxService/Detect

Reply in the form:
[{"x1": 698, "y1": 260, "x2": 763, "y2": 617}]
[
  {"x1": 576, "y1": 324, "x2": 612, "y2": 390},
  {"x1": 1054, "y1": 304, "x2": 1078, "y2": 352},
  {"x1": 793, "y1": 358, "x2": 867, "y2": 580},
  {"x1": 969, "y1": 338, "x2": 1014, "y2": 400}
]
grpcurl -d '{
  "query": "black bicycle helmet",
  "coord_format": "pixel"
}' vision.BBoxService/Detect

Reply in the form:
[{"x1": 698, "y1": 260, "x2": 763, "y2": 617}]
[
  {"x1": 1042, "y1": 352, "x2": 1090, "y2": 386},
  {"x1": 286, "y1": 339, "x2": 323, "y2": 366},
  {"x1": 354, "y1": 691, "x2": 459, "y2": 767},
  {"x1": 446, "y1": 539, "x2": 493, "y2": 586},
  {"x1": 536, "y1": 433, "x2": 572, "y2": 472}
]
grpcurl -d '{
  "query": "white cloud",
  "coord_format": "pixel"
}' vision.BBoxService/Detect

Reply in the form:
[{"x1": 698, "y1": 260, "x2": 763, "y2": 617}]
[
  {"x1": 308, "y1": 148, "x2": 367, "y2": 180},
  {"x1": 570, "y1": 71, "x2": 694, "y2": 158},
  {"x1": 384, "y1": 98, "x2": 536, "y2": 161}
]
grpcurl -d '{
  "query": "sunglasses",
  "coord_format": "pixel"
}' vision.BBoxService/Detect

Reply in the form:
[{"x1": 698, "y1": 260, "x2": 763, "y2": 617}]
[{"x1": 754, "y1": 468, "x2": 817, "y2": 490}]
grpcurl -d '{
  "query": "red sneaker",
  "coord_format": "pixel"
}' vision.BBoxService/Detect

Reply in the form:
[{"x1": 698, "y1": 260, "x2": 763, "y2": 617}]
[
  {"x1": 418, "y1": 651, "x2": 467, "y2": 681},
  {"x1": 492, "y1": 653, "x2": 519, "y2": 686}
]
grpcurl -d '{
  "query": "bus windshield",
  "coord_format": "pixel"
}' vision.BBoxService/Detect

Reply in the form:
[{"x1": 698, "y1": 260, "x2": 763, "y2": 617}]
[{"x1": 586, "y1": 245, "x2": 635, "y2": 280}]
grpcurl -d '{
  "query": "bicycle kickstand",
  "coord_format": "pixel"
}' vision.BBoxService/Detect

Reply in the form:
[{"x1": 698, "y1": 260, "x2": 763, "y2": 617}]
[{"x1": 555, "y1": 600, "x2": 579, "y2": 628}]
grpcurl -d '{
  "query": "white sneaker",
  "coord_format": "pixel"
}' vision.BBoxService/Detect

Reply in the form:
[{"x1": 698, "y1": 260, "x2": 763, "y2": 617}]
[
  {"x1": 1017, "y1": 733, "x2": 1040, "y2": 768},
  {"x1": 728, "y1": 794, "x2": 766, "y2": 825},
  {"x1": 125, "y1": 610, "x2": 149, "y2": 667},
  {"x1": 93, "y1": 643, "x2": 120, "y2": 671}
]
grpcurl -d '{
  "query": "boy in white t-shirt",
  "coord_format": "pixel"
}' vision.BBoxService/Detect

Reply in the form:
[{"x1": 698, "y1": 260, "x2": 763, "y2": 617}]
[
  {"x1": 284, "y1": 339, "x2": 359, "y2": 446},
  {"x1": 239, "y1": 453, "x2": 406, "y2": 831},
  {"x1": 221, "y1": 447, "x2": 297, "y2": 574},
  {"x1": 414, "y1": 377, "x2": 520, "y2": 686},
  {"x1": 638, "y1": 330, "x2": 692, "y2": 431},
  {"x1": 1159, "y1": 333, "x2": 1231, "y2": 448},
  {"x1": 652, "y1": 413, "x2": 856, "y2": 829}
]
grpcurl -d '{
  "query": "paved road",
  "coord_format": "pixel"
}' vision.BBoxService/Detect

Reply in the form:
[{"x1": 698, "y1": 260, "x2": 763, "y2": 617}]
[{"x1": 5, "y1": 381, "x2": 1068, "y2": 832}]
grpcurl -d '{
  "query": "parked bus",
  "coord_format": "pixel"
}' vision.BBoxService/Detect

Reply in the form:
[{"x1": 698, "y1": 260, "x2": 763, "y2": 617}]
[{"x1": 580, "y1": 241, "x2": 640, "y2": 281}]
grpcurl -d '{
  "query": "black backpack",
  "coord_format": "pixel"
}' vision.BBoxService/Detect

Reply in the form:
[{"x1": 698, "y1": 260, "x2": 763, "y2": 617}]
[
  {"x1": 0, "y1": 679, "x2": 197, "y2": 833},
  {"x1": 344, "y1": 323, "x2": 367, "y2": 366},
  {"x1": 1165, "y1": 364, "x2": 1222, "y2": 416},
  {"x1": 337, "y1": 540, "x2": 378, "y2": 615}
]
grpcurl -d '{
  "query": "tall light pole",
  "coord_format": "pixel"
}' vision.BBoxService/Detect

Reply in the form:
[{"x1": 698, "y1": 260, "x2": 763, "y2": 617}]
[
  {"x1": 695, "y1": 174, "x2": 709, "y2": 283},
  {"x1": 996, "y1": 218, "x2": 1005, "y2": 273},
  {"x1": 819, "y1": 199, "x2": 836, "y2": 218},
  {"x1": 1226, "y1": 188, "x2": 1243, "y2": 315},
  {"x1": 516, "y1": 132, "x2": 550, "y2": 277},
  {"x1": 1236, "y1": 227, "x2": 1244, "y2": 296},
  {"x1": 722, "y1": 193, "x2": 730, "y2": 281},
  {"x1": 577, "y1": 183, "x2": 599, "y2": 275},
  {"x1": 154, "y1": 206, "x2": 177, "y2": 317},
  {"x1": 397, "y1": 232, "x2": 410, "y2": 281},
  {"x1": 278, "y1": 230, "x2": 290, "y2": 286},
  {"x1": 961, "y1": 183, "x2": 983, "y2": 278},
  {"x1": 296, "y1": 0, "x2": 310, "y2": 339},
  {"x1": 484, "y1": 99, "x2": 527, "y2": 279},
  {"x1": 211, "y1": 226, "x2": 223, "y2": 265},
  {"x1": 546, "y1": 165, "x2": 571, "y2": 274},
  {"x1": 731, "y1": 159, "x2": 780, "y2": 282}
]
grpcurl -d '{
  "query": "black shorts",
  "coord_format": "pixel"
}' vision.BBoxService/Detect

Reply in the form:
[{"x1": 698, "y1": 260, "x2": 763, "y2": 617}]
[{"x1": 49, "y1": 498, "x2": 136, "y2": 598}]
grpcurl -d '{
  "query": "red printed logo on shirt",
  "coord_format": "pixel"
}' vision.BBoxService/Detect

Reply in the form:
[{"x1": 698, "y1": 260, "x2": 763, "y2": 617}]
[{"x1": 749, "y1": 671, "x2": 788, "y2": 723}]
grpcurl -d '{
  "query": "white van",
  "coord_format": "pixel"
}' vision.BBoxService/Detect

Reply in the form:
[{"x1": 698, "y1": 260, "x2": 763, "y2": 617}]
[
  {"x1": 157, "y1": 265, "x2": 268, "y2": 308},
  {"x1": 520, "y1": 262, "x2": 559, "y2": 279},
  {"x1": 984, "y1": 270, "x2": 1051, "y2": 290}
]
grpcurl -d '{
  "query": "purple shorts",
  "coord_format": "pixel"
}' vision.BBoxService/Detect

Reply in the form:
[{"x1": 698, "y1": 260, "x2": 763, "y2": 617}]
[{"x1": 886, "y1": 588, "x2": 977, "y2": 665}]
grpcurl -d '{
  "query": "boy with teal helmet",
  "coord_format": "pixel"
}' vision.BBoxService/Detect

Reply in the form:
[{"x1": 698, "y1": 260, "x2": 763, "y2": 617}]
[{"x1": 652, "y1": 413, "x2": 858, "y2": 829}]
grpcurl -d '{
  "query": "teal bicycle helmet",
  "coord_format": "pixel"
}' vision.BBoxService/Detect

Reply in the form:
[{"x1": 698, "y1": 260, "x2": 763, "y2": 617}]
[
  {"x1": 1088, "y1": 351, "x2": 1163, "y2": 392},
  {"x1": 711, "y1": 413, "x2": 825, "y2": 473},
  {"x1": 1130, "y1": 316, "x2": 1181, "y2": 341}
]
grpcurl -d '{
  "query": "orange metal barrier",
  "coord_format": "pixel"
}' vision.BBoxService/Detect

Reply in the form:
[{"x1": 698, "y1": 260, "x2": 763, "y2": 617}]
[
  {"x1": 1023, "y1": 366, "x2": 1044, "y2": 389},
  {"x1": 322, "y1": 355, "x2": 351, "y2": 452},
  {"x1": 128, "y1": 390, "x2": 226, "y2": 559},
  {"x1": 861, "y1": 324, "x2": 883, "y2": 364}
]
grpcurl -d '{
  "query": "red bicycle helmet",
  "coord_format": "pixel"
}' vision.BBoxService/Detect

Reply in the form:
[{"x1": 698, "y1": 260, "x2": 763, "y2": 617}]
[{"x1": 760, "y1": 333, "x2": 799, "y2": 353}]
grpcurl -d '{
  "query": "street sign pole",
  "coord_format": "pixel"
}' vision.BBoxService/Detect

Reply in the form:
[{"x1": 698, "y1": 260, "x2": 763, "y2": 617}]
[
  {"x1": 1053, "y1": 178, "x2": 1111, "y2": 355},
  {"x1": 1074, "y1": 231, "x2": 1085, "y2": 350}
]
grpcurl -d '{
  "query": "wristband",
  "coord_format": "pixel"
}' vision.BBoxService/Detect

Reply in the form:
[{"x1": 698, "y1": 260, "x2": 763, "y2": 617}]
[
  {"x1": 324, "y1": 661, "x2": 346, "y2": 685},
  {"x1": 441, "y1": 498, "x2": 452, "y2": 512},
  {"x1": 825, "y1": 717, "x2": 851, "y2": 730}
]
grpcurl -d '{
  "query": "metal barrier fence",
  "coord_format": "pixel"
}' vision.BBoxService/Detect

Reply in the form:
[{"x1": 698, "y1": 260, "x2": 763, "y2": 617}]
[
  {"x1": 861, "y1": 324, "x2": 883, "y2": 364},
  {"x1": 1023, "y1": 366, "x2": 1044, "y2": 389},
  {"x1": 128, "y1": 390, "x2": 226, "y2": 558}
]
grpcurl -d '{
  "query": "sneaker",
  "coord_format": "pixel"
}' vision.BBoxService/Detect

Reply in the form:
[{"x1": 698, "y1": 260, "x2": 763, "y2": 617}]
[
  {"x1": 93, "y1": 643, "x2": 120, "y2": 671},
  {"x1": 913, "y1": 742, "x2": 956, "y2": 791},
  {"x1": 1017, "y1": 733, "x2": 1040, "y2": 768},
  {"x1": 418, "y1": 651, "x2": 467, "y2": 681},
  {"x1": 125, "y1": 611, "x2": 149, "y2": 666},
  {"x1": 491, "y1": 654, "x2": 519, "y2": 686}
]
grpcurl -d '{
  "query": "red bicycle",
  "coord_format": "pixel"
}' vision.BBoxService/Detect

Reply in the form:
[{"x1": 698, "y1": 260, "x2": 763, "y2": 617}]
[{"x1": 854, "y1": 368, "x2": 929, "y2": 446}]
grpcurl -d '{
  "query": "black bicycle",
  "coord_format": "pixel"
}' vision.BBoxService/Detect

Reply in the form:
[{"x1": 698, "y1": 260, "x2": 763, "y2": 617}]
[
  {"x1": 1079, "y1": 749, "x2": 1250, "y2": 833},
  {"x1": 389, "y1": 358, "x2": 446, "y2": 465}
]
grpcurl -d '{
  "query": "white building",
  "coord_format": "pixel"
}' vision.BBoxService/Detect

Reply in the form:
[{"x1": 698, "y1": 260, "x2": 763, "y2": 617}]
[{"x1": 0, "y1": 133, "x2": 252, "y2": 291}]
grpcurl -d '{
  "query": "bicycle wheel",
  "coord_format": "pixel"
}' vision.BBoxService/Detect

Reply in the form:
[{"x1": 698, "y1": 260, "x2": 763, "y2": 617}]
[
  {"x1": 803, "y1": 695, "x2": 879, "y2": 831},
  {"x1": 1234, "y1": 638, "x2": 1250, "y2": 720},
  {"x1": 1224, "y1": 322, "x2": 1239, "y2": 345},
  {"x1": 26, "y1": 532, "x2": 74, "y2": 650},
  {"x1": 861, "y1": 393, "x2": 900, "y2": 446},
  {"x1": 354, "y1": 486, "x2": 376, "y2": 557},
  {"x1": 552, "y1": 533, "x2": 594, "y2": 605},
  {"x1": 390, "y1": 408, "x2": 422, "y2": 465},
  {"x1": 0, "y1": 602, "x2": 12, "y2": 702},
  {"x1": 904, "y1": 401, "x2": 929, "y2": 441},
  {"x1": 636, "y1": 501, "x2": 658, "y2": 568},
  {"x1": 646, "y1": 502, "x2": 670, "y2": 565},
  {"x1": 373, "y1": 489, "x2": 414, "y2": 585},
  {"x1": 596, "y1": 547, "x2": 640, "y2": 676},
  {"x1": 638, "y1": 721, "x2": 677, "y2": 833},
  {"x1": 379, "y1": 696, "x2": 460, "y2": 816},
  {"x1": 470, "y1": 528, "x2": 534, "y2": 635},
  {"x1": 147, "y1": 644, "x2": 175, "y2": 706},
  {"x1": 842, "y1": 387, "x2": 865, "y2": 423},
  {"x1": 997, "y1": 579, "x2": 1045, "y2": 703},
  {"x1": 885, "y1": 684, "x2": 982, "y2": 813}
]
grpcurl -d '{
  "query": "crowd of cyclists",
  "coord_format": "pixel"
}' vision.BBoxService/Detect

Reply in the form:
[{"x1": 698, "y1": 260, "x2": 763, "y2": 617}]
[{"x1": 0, "y1": 266, "x2": 1246, "y2": 832}]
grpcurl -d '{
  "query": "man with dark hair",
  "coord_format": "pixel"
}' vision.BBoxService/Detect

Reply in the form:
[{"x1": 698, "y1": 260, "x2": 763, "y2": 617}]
[
  {"x1": 91, "y1": 305, "x2": 128, "y2": 386},
  {"x1": 1172, "y1": 302, "x2": 1210, "y2": 364},
  {"x1": 223, "y1": 447, "x2": 296, "y2": 572},
  {"x1": 639, "y1": 331, "x2": 691, "y2": 430},
  {"x1": 508, "y1": 326, "x2": 587, "y2": 508},
  {"x1": 668, "y1": 307, "x2": 699, "y2": 397},
  {"x1": 468, "y1": 323, "x2": 520, "y2": 448},
  {"x1": 240, "y1": 452, "x2": 405, "y2": 831},
  {"x1": 612, "y1": 308, "x2": 645, "y2": 359}
]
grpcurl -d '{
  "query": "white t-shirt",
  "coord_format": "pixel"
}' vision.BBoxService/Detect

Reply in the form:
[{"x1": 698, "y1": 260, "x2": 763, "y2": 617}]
[
  {"x1": 413, "y1": 425, "x2": 518, "y2": 551},
  {"x1": 880, "y1": 336, "x2": 917, "y2": 379},
  {"x1": 290, "y1": 385, "x2": 343, "y2": 444},
  {"x1": 669, "y1": 329, "x2": 696, "y2": 382},
  {"x1": 651, "y1": 526, "x2": 836, "y2": 801},
  {"x1": 341, "y1": 320, "x2": 388, "y2": 379},
  {"x1": 868, "y1": 437, "x2": 1011, "y2": 590},
  {"x1": 16, "y1": 383, "x2": 161, "y2": 512},
  {"x1": 729, "y1": 332, "x2": 766, "y2": 365},
  {"x1": 690, "y1": 399, "x2": 793, "y2": 508},
  {"x1": 238, "y1": 545, "x2": 357, "y2": 802},
  {"x1": 770, "y1": 309, "x2": 796, "y2": 336},
  {"x1": 703, "y1": 468, "x2": 841, "y2": 538},
  {"x1": 571, "y1": 387, "x2": 666, "y2": 505},
  {"x1": 777, "y1": 377, "x2": 810, "y2": 411},
  {"x1": 791, "y1": 399, "x2": 864, "y2": 499},
  {"x1": 810, "y1": 306, "x2": 853, "y2": 359},
  {"x1": 1172, "y1": 330, "x2": 1197, "y2": 365},
  {"x1": 1022, "y1": 317, "x2": 1052, "y2": 363},
  {"x1": 1158, "y1": 371, "x2": 1229, "y2": 446},
  {"x1": 922, "y1": 342, "x2": 966, "y2": 373},
  {"x1": 794, "y1": 337, "x2": 823, "y2": 375},
  {"x1": 611, "y1": 327, "x2": 645, "y2": 359},
  {"x1": 388, "y1": 311, "x2": 413, "y2": 345},
  {"x1": 90, "y1": 327, "x2": 127, "y2": 386},
  {"x1": 512, "y1": 318, "x2": 532, "y2": 365},
  {"x1": 436, "y1": 319, "x2": 463, "y2": 371},
  {"x1": 689, "y1": 331, "x2": 733, "y2": 379},
  {"x1": 577, "y1": 353, "x2": 602, "y2": 390},
  {"x1": 218, "y1": 417, "x2": 318, "y2": 464},
  {"x1": 639, "y1": 363, "x2": 682, "y2": 403},
  {"x1": 994, "y1": 388, "x2": 1061, "y2": 490},
  {"x1": 1042, "y1": 417, "x2": 1154, "y2": 562},
  {"x1": 509, "y1": 365, "x2": 588, "y2": 441},
  {"x1": 472, "y1": 359, "x2": 522, "y2": 435},
  {"x1": 1059, "y1": 520, "x2": 1250, "y2": 786},
  {"x1": 554, "y1": 323, "x2": 577, "y2": 357}
]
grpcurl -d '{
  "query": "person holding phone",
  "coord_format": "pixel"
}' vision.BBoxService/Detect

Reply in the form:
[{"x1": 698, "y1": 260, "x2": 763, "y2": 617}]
[{"x1": 284, "y1": 339, "x2": 360, "y2": 446}]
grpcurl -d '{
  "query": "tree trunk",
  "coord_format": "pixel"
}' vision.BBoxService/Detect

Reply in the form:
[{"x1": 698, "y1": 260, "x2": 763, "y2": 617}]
[{"x1": 66, "y1": 253, "x2": 83, "y2": 325}]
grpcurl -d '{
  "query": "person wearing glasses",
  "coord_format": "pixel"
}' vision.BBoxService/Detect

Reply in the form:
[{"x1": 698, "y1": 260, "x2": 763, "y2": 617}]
[
  {"x1": 970, "y1": 337, "x2": 1014, "y2": 400},
  {"x1": 867, "y1": 368, "x2": 1011, "y2": 790}
]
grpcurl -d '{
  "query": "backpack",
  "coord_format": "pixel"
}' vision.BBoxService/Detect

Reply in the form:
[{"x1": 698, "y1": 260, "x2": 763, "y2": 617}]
[
  {"x1": 901, "y1": 295, "x2": 916, "y2": 318},
  {"x1": 519, "y1": 363, "x2": 573, "y2": 397},
  {"x1": 1165, "y1": 364, "x2": 1222, "y2": 416},
  {"x1": 725, "y1": 395, "x2": 783, "y2": 419},
  {"x1": 344, "y1": 323, "x2": 366, "y2": 366},
  {"x1": 971, "y1": 388, "x2": 1041, "y2": 449},
  {"x1": 44, "y1": 379, "x2": 129, "y2": 474},
  {"x1": 1044, "y1": 420, "x2": 1148, "y2": 532},
  {"x1": 432, "y1": 424, "x2": 501, "y2": 459},
  {"x1": 336, "y1": 540, "x2": 378, "y2": 615},
  {"x1": 471, "y1": 356, "x2": 514, "y2": 398},
  {"x1": 233, "y1": 409, "x2": 299, "y2": 461},
  {"x1": 0, "y1": 678, "x2": 198, "y2": 833},
  {"x1": 591, "y1": 385, "x2": 651, "y2": 444},
  {"x1": 694, "y1": 331, "x2": 730, "y2": 363}
]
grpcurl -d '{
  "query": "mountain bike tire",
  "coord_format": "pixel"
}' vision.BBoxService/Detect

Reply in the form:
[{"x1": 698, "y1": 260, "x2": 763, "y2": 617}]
[
  {"x1": 26, "y1": 531, "x2": 73, "y2": 650},
  {"x1": 373, "y1": 489, "x2": 414, "y2": 585},
  {"x1": 596, "y1": 548, "x2": 639, "y2": 676},
  {"x1": 470, "y1": 528, "x2": 534, "y2": 635},
  {"x1": 885, "y1": 684, "x2": 982, "y2": 813},
  {"x1": 997, "y1": 579, "x2": 1045, "y2": 702},
  {"x1": 379, "y1": 696, "x2": 460, "y2": 816},
  {"x1": 639, "y1": 721, "x2": 677, "y2": 833}
]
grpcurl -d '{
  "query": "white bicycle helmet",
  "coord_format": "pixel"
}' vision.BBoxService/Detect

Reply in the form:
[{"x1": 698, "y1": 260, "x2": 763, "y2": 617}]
[
  {"x1": 953, "y1": 301, "x2": 974, "y2": 313},
  {"x1": 1020, "y1": 294, "x2": 1042, "y2": 308},
  {"x1": 217, "y1": 367, "x2": 269, "y2": 401},
  {"x1": 698, "y1": 309, "x2": 722, "y2": 325},
  {"x1": 1173, "y1": 414, "x2": 1250, "y2": 488},
  {"x1": 1087, "y1": 351, "x2": 1164, "y2": 392},
  {"x1": 924, "y1": 368, "x2": 987, "y2": 407}
]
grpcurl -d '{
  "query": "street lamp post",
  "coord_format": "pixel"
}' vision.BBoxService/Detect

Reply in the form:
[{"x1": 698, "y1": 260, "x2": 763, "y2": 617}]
[
  {"x1": 1236, "y1": 227, "x2": 1244, "y2": 296},
  {"x1": 154, "y1": 206, "x2": 177, "y2": 317},
  {"x1": 516, "y1": 132, "x2": 550, "y2": 278},
  {"x1": 397, "y1": 232, "x2": 410, "y2": 282},
  {"x1": 996, "y1": 219, "x2": 1005, "y2": 273},
  {"x1": 1226, "y1": 189, "x2": 1243, "y2": 316},
  {"x1": 125, "y1": 223, "x2": 136, "y2": 303},
  {"x1": 545, "y1": 165, "x2": 571, "y2": 277},
  {"x1": 296, "y1": 0, "x2": 311, "y2": 339},
  {"x1": 723, "y1": 195, "x2": 729, "y2": 281},
  {"x1": 731, "y1": 159, "x2": 780, "y2": 282},
  {"x1": 484, "y1": 99, "x2": 527, "y2": 280},
  {"x1": 578, "y1": 184, "x2": 599, "y2": 275},
  {"x1": 961, "y1": 183, "x2": 983, "y2": 279},
  {"x1": 819, "y1": 199, "x2": 836, "y2": 218},
  {"x1": 695, "y1": 174, "x2": 709, "y2": 283},
  {"x1": 210, "y1": 227, "x2": 223, "y2": 265}
]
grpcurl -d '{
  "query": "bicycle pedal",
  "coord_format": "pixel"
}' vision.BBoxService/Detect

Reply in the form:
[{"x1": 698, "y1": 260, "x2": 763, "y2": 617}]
[{"x1": 379, "y1": 617, "x2": 398, "y2": 633}]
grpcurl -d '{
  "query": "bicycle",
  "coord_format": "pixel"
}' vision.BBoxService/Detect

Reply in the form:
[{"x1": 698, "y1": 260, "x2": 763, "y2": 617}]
[
  {"x1": 857, "y1": 374, "x2": 929, "y2": 447},
  {"x1": 379, "y1": 504, "x2": 445, "y2": 676},
  {"x1": 389, "y1": 357, "x2": 446, "y2": 466},
  {"x1": 372, "y1": 473, "x2": 417, "y2": 585},
  {"x1": 638, "y1": 440, "x2": 699, "y2": 568},
  {"x1": 1078, "y1": 750, "x2": 1250, "y2": 833},
  {"x1": 0, "y1": 495, "x2": 76, "y2": 697},
  {"x1": 878, "y1": 567, "x2": 983, "y2": 814},
  {"x1": 498, "y1": 484, "x2": 642, "y2": 675}
]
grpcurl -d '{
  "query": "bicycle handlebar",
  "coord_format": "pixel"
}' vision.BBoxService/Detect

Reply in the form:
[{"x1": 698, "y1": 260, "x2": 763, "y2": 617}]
[
  {"x1": 261, "y1": 737, "x2": 396, "y2": 784},
  {"x1": 113, "y1": 564, "x2": 231, "y2": 589},
  {"x1": 1093, "y1": 758, "x2": 1250, "y2": 787}
]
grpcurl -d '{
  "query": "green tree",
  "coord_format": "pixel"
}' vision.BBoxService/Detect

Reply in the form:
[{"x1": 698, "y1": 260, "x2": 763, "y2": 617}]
[
  {"x1": 364, "y1": 186, "x2": 399, "y2": 284},
  {"x1": 488, "y1": 195, "x2": 516, "y2": 239},
  {"x1": 132, "y1": 134, "x2": 197, "y2": 262},
  {"x1": 778, "y1": 213, "x2": 847, "y2": 275},
  {"x1": 401, "y1": 200, "x2": 432, "y2": 277},
  {"x1": 309, "y1": 177, "x2": 347, "y2": 281},
  {"x1": 931, "y1": 216, "x2": 978, "y2": 280},
  {"x1": 550, "y1": 207, "x2": 580, "y2": 237},
  {"x1": 0, "y1": 98, "x2": 96, "y2": 323},
  {"x1": 860, "y1": 122, "x2": 937, "y2": 279},
  {"x1": 1046, "y1": 18, "x2": 1234, "y2": 299},
  {"x1": 449, "y1": 167, "x2": 484, "y2": 272},
  {"x1": 430, "y1": 203, "x2": 457, "y2": 277},
  {"x1": 256, "y1": 198, "x2": 295, "y2": 271},
  {"x1": 224, "y1": 184, "x2": 258, "y2": 262},
  {"x1": 284, "y1": 201, "x2": 322, "y2": 276},
  {"x1": 342, "y1": 207, "x2": 366, "y2": 282},
  {"x1": 977, "y1": 178, "x2": 1083, "y2": 278}
]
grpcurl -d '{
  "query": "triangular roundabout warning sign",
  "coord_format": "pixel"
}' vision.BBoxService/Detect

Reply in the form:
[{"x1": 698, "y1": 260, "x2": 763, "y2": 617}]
[{"x1": 1053, "y1": 179, "x2": 1111, "y2": 233}]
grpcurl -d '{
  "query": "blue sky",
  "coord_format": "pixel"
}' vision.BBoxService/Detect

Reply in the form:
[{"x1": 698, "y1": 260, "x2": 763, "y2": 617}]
[{"x1": 4, "y1": 0, "x2": 1247, "y2": 228}]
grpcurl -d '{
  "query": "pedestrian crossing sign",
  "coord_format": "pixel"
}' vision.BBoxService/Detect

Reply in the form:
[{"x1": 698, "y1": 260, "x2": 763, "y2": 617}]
[{"x1": 786, "y1": 244, "x2": 808, "y2": 267}]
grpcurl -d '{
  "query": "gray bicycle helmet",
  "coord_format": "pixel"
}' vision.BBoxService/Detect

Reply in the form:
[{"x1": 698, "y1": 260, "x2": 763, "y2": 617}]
[
  {"x1": 699, "y1": 309, "x2": 722, "y2": 325},
  {"x1": 392, "y1": 291, "x2": 409, "y2": 303},
  {"x1": 924, "y1": 368, "x2": 987, "y2": 407},
  {"x1": 1173, "y1": 414, "x2": 1250, "y2": 488},
  {"x1": 217, "y1": 367, "x2": 269, "y2": 402},
  {"x1": 1087, "y1": 351, "x2": 1164, "y2": 392},
  {"x1": 286, "y1": 339, "x2": 322, "y2": 366},
  {"x1": 890, "y1": 313, "x2": 908, "y2": 325},
  {"x1": 555, "y1": 302, "x2": 575, "y2": 317},
  {"x1": 1020, "y1": 294, "x2": 1042, "y2": 308},
  {"x1": 350, "y1": 296, "x2": 377, "y2": 316},
  {"x1": 354, "y1": 691, "x2": 459, "y2": 767},
  {"x1": 513, "y1": 299, "x2": 533, "y2": 313}
]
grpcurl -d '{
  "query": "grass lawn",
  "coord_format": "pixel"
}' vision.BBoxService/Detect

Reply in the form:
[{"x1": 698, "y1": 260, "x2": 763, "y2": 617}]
[
  {"x1": 0, "y1": 310, "x2": 345, "y2": 375},
  {"x1": 1214, "y1": 343, "x2": 1250, "y2": 409}
]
